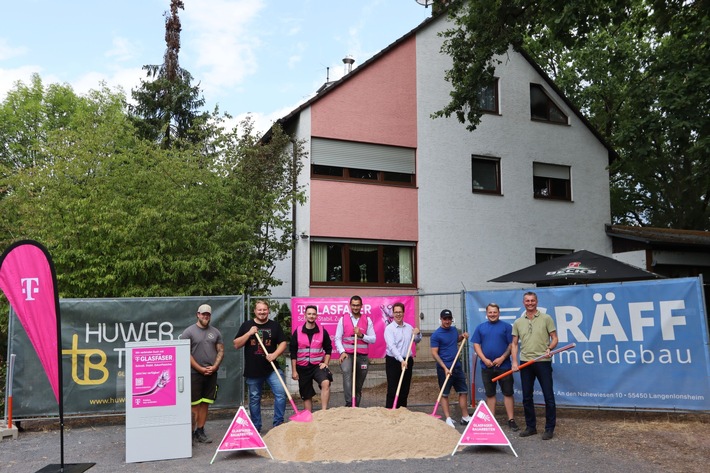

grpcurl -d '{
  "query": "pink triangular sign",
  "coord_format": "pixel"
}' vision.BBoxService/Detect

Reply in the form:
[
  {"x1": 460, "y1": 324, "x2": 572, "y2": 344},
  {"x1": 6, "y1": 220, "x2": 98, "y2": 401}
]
[
  {"x1": 452, "y1": 400, "x2": 518, "y2": 457},
  {"x1": 210, "y1": 406, "x2": 273, "y2": 463}
]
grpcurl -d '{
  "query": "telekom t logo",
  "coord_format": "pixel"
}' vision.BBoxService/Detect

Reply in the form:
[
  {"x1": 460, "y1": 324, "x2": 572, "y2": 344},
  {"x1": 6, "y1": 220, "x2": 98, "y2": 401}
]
[{"x1": 21, "y1": 277, "x2": 40, "y2": 301}]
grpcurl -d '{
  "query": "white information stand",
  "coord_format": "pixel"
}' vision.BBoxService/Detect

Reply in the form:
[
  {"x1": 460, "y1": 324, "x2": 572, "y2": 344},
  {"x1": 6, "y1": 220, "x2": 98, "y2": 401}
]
[{"x1": 125, "y1": 340, "x2": 192, "y2": 463}]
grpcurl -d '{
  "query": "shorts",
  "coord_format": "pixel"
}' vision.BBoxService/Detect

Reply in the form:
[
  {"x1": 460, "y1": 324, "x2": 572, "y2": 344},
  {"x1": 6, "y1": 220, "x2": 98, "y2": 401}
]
[
  {"x1": 481, "y1": 367, "x2": 514, "y2": 397},
  {"x1": 296, "y1": 364, "x2": 333, "y2": 400},
  {"x1": 191, "y1": 371, "x2": 218, "y2": 405},
  {"x1": 436, "y1": 362, "x2": 468, "y2": 398}
]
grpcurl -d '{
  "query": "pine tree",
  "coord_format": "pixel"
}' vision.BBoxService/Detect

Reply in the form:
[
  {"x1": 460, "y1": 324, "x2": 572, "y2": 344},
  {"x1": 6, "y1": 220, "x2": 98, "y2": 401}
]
[{"x1": 129, "y1": 0, "x2": 210, "y2": 149}]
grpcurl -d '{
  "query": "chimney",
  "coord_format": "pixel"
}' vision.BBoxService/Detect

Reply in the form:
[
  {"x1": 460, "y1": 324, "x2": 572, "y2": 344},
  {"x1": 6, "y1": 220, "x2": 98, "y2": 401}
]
[{"x1": 343, "y1": 55, "x2": 355, "y2": 75}]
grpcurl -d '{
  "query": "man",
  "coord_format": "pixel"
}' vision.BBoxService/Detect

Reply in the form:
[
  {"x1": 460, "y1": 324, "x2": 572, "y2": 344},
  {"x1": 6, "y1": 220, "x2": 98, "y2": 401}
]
[
  {"x1": 384, "y1": 302, "x2": 422, "y2": 409},
  {"x1": 179, "y1": 303, "x2": 224, "y2": 444},
  {"x1": 233, "y1": 300, "x2": 288, "y2": 432},
  {"x1": 290, "y1": 305, "x2": 333, "y2": 412},
  {"x1": 430, "y1": 309, "x2": 472, "y2": 428},
  {"x1": 512, "y1": 291, "x2": 558, "y2": 440},
  {"x1": 334, "y1": 295, "x2": 376, "y2": 407},
  {"x1": 472, "y1": 303, "x2": 519, "y2": 431}
]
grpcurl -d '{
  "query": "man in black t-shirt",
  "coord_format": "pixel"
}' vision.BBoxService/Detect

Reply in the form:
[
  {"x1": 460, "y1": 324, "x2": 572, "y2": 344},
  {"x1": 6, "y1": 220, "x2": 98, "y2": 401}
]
[{"x1": 233, "y1": 300, "x2": 288, "y2": 432}]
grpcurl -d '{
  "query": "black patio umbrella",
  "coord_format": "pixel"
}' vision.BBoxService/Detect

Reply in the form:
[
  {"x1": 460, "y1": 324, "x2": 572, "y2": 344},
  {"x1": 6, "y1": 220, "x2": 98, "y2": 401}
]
[{"x1": 489, "y1": 249, "x2": 664, "y2": 285}]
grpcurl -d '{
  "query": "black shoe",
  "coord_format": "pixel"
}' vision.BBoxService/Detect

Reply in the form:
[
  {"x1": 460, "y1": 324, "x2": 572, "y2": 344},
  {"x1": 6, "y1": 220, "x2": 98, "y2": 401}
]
[
  {"x1": 542, "y1": 430, "x2": 554, "y2": 440},
  {"x1": 507, "y1": 419, "x2": 520, "y2": 431},
  {"x1": 194, "y1": 428, "x2": 212, "y2": 443},
  {"x1": 519, "y1": 428, "x2": 538, "y2": 437}
]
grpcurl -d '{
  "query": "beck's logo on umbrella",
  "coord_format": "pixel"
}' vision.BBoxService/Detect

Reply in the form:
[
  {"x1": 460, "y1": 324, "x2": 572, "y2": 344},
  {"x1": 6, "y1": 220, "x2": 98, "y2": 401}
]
[{"x1": 546, "y1": 261, "x2": 597, "y2": 277}]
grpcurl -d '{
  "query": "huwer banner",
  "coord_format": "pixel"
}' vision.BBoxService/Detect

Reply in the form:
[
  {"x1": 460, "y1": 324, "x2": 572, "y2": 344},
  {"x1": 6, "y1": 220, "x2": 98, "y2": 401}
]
[
  {"x1": 0, "y1": 240, "x2": 60, "y2": 403},
  {"x1": 8, "y1": 295, "x2": 245, "y2": 418}
]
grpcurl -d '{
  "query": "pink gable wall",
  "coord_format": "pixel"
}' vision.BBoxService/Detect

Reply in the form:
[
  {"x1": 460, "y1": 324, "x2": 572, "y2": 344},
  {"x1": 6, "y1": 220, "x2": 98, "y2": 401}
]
[{"x1": 312, "y1": 36, "x2": 417, "y2": 147}]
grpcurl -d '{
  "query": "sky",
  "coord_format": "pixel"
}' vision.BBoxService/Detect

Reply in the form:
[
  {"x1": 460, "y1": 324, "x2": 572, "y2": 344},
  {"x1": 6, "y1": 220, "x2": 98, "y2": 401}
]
[{"x1": 1, "y1": 0, "x2": 432, "y2": 133}]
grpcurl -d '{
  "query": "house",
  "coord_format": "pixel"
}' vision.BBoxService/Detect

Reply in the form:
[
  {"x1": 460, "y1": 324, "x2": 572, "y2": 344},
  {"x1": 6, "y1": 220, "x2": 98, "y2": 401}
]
[
  {"x1": 267, "y1": 12, "x2": 616, "y2": 301},
  {"x1": 607, "y1": 224, "x2": 710, "y2": 302}
]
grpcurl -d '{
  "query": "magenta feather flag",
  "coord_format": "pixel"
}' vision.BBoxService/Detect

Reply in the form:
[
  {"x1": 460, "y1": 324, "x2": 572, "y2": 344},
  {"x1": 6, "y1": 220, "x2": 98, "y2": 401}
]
[{"x1": 0, "y1": 240, "x2": 60, "y2": 403}]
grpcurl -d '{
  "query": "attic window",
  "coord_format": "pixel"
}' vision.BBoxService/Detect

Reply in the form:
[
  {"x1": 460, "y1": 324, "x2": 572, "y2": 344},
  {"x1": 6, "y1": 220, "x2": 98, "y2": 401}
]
[{"x1": 530, "y1": 84, "x2": 567, "y2": 124}]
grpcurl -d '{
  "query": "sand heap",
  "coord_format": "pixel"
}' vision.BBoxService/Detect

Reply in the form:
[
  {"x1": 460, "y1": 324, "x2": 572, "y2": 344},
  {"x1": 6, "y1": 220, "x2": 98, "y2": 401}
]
[{"x1": 259, "y1": 406, "x2": 461, "y2": 463}]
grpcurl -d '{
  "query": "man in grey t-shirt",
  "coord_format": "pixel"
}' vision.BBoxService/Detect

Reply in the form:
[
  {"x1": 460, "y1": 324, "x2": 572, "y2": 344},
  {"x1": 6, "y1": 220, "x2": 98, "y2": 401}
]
[{"x1": 179, "y1": 304, "x2": 223, "y2": 443}]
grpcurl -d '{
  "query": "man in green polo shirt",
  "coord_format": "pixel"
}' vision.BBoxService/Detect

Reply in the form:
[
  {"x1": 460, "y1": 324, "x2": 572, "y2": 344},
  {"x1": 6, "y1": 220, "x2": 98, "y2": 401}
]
[{"x1": 511, "y1": 291, "x2": 558, "y2": 440}]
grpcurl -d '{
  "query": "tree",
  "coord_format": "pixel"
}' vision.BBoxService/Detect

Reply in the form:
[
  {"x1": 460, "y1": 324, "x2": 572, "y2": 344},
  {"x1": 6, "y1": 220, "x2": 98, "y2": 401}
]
[
  {"x1": 217, "y1": 119, "x2": 306, "y2": 295},
  {"x1": 437, "y1": 0, "x2": 709, "y2": 230},
  {"x1": 0, "y1": 74, "x2": 80, "y2": 171},
  {"x1": 129, "y1": 0, "x2": 211, "y2": 149},
  {"x1": 1, "y1": 78, "x2": 306, "y2": 298}
]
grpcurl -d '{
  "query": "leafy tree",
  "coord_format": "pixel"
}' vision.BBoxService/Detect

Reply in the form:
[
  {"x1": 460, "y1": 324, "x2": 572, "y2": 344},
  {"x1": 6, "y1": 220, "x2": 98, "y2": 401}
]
[
  {"x1": 0, "y1": 74, "x2": 80, "y2": 173},
  {"x1": 129, "y1": 0, "x2": 211, "y2": 149},
  {"x1": 1, "y1": 79, "x2": 306, "y2": 298},
  {"x1": 437, "y1": 0, "x2": 709, "y2": 230},
  {"x1": 217, "y1": 119, "x2": 307, "y2": 295}
]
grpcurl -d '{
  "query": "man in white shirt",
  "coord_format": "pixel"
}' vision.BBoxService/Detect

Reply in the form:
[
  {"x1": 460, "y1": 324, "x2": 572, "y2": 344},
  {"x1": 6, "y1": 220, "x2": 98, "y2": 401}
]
[
  {"x1": 334, "y1": 295, "x2": 376, "y2": 407},
  {"x1": 384, "y1": 302, "x2": 421, "y2": 408}
]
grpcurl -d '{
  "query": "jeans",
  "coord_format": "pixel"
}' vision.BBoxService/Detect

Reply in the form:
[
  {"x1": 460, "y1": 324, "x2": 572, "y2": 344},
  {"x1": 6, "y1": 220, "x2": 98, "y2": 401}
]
[
  {"x1": 246, "y1": 370, "x2": 287, "y2": 432},
  {"x1": 341, "y1": 354, "x2": 369, "y2": 407},
  {"x1": 520, "y1": 361, "x2": 556, "y2": 432}
]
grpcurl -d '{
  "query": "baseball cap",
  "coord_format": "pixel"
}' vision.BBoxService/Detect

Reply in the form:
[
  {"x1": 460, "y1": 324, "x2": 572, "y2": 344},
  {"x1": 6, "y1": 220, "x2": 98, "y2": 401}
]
[
  {"x1": 440, "y1": 309, "x2": 453, "y2": 319},
  {"x1": 197, "y1": 304, "x2": 212, "y2": 314}
]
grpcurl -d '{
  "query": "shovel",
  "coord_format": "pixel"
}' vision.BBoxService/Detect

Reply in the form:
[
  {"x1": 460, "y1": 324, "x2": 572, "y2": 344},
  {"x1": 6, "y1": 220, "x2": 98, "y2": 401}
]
[
  {"x1": 351, "y1": 335, "x2": 358, "y2": 408},
  {"x1": 430, "y1": 338, "x2": 466, "y2": 418},
  {"x1": 254, "y1": 332, "x2": 312, "y2": 422},
  {"x1": 391, "y1": 332, "x2": 416, "y2": 410},
  {"x1": 491, "y1": 343, "x2": 576, "y2": 382}
]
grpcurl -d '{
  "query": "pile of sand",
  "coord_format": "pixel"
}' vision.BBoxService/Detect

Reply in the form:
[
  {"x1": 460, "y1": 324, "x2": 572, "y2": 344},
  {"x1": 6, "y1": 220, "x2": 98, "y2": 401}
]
[{"x1": 259, "y1": 407, "x2": 461, "y2": 462}]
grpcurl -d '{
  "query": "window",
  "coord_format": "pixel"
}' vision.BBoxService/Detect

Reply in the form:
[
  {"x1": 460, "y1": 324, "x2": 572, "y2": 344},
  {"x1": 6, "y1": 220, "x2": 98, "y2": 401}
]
[
  {"x1": 471, "y1": 156, "x2": 501, "y2": 194},
  {"x1": 479, "y1": 78, "x2": 499, "y2": 113},
  {"x1": 535, "y1": 248, "x2": 573, "y2": 264},
  {"x1": 311, "y1": 138, "x2": 415, "y2": 187},
  {"x1": 310, "y1": 241, "x2": 415, "y2": 286},
  {"x1": 533, "y1": 162, "x2": 571, "y2": 201},
  {"x1": 312, "y1": 165, "x2": 413, "y2": 185},
  {"x1": 530, "y1": 84, "x2": 567, "y2": 124}
]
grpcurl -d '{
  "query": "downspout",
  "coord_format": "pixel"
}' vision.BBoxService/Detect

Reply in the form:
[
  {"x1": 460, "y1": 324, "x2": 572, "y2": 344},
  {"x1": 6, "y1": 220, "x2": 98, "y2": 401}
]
[{"x1": 291, "y1": 138, "x2": 298, "y2": 296}]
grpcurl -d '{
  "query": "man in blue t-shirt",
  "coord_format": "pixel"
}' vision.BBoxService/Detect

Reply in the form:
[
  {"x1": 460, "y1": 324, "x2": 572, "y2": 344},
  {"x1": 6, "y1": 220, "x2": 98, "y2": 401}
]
[
  {"x1": 472, "y1": 303, "x2": 519, "y2": 432},
  {"x1": 430, "y1": 309, "x2": 471, "y2": 428}
]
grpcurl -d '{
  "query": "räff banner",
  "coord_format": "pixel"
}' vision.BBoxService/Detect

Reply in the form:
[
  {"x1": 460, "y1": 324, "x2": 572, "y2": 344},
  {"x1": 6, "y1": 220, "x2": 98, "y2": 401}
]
[
  {"x1": 290, "y1": 296, "x2": 417, "y2": 358},
  {"x1": 7, "y1": 295, "x2": 245, "y2": 418},
  {"x1": 466, "y1": 277, "x2": 710, "y2": 410}
]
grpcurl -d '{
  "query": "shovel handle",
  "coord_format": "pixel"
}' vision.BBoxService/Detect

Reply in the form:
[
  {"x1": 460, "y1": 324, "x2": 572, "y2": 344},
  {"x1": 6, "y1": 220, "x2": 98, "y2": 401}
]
[
  {"x1": 431, "y1": 337, "x2": 466, "y2": 414},
  {"x1": 491, "y1": 343, "x2": 576, "y2": 382},
  {"x1": 253, "y1": 332, "x2": 297, "y2": 406},
  {"x1": 391, "y1": 332, "x2": 417, "y2": 409}
]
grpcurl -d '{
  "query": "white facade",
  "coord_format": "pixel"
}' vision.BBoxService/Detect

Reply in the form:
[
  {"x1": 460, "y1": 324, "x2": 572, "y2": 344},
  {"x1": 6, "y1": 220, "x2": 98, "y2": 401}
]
[{"x1": 270, "y1": 15, "x2": 613, "y2": 297}]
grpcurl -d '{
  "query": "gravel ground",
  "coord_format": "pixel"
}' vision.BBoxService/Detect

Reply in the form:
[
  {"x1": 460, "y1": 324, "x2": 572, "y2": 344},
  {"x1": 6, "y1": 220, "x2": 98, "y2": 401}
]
[
  {"x1": 2, "y1": 374, "x2": 707, "y2": 473},
  {"x1": 0, "y1": 406, "x2": 679, "y2": 473}
]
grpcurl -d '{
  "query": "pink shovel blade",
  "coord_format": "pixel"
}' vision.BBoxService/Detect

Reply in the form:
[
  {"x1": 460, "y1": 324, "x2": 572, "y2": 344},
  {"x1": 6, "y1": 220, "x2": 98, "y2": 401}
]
[
  {"x1": 290, "y1": 410, "x2": 312, "y2": 422},
  {"x1": 430, "y1": 401, "x2": 442, "y2": 418},
  {"x1": 288, "y1": 399, "x2": 312, "y2": 422}
]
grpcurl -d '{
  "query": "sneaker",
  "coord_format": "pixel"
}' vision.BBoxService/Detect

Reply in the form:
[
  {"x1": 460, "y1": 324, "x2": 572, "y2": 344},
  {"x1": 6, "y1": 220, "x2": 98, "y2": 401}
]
[
  {"x1": 460, "y1": 415, "x2": 472, "y2": 425},
  {"x1": 519, "y1": 428, "x2": 538, "y2": 437},
  {"x1": 507, "y1": 419, "x2": 520, "y2": 432},
  {"x1": 194, "y1": 428, "x2": 212, "y2": 443},
  {"x1": 542, "y1": 430, "x2": 554, "y2": 440},
  {"x1": 445, "y1": 417, "x2": 456, "y2": 428}
]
